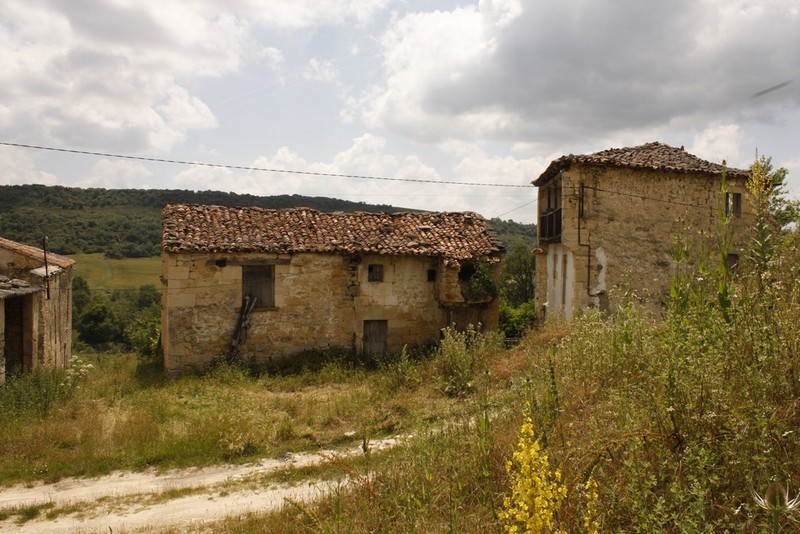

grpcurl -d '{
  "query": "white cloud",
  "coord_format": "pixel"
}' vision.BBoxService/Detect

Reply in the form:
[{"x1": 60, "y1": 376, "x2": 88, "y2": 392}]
[
  {"x1": 0, "y1": 147, "x2": 58, "y2": 185},
  {"x1": 0, "y1": 0, "x2": 388, "y2": 156},
  {"x1": 78, "y1": 158, "x2": 153, "y2": 189},
  {"x1": 690, "y1": 124, "x2": 744, "y2": 167}
]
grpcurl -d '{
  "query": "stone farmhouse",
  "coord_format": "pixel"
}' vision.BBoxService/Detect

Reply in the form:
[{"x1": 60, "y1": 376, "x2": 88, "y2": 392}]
[
  {"x1": 534, "y1": 142, "x2": 753, "y2": 319},
  {"x1": 160, "y1": 204, "x2": 504, "y2": 373},
  {"x1": 0, "y1": 236, "x2": 74, "y2": 385}
]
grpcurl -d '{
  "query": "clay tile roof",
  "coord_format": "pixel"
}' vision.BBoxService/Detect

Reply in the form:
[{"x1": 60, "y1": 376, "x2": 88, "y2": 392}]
[
  {"x1": 533, "y1": 141, "x2": 750, "y2": 186},
  {"x1": 0, "y1": 236, "x2": 75, "y2": 269},
  {"x1": 162, "y1": 205, "x2": 504, "y2": 266}
]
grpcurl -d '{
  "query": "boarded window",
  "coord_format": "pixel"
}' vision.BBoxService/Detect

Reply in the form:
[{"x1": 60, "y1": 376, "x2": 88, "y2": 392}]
[
  {"x1": 368, "y1": 264, "x2": 384, "y2": 282},
  {"x1": 242, "y1": 265, "x2": 275, "y2": 308},
  {"x1": 725, "y1": 192, "x2": 742, "y2": 218}
]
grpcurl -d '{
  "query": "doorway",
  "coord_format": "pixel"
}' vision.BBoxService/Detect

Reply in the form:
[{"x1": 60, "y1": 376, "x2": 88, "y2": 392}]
[{"x1": 363, "y1": 320, "x2": 388, "y2": 358}]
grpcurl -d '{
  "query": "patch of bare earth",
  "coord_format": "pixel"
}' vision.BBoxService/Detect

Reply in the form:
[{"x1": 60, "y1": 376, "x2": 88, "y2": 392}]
[{"x1": 0, "y1": 437, "x2": 402, "y2": 533}]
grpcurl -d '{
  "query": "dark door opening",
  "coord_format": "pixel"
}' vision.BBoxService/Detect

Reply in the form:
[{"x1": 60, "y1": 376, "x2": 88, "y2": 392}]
[
  {"x1": 363, "y1": 320, "x2": 388, "y2": 358},
  {"x1": 4, "y1": 296, "x2": 25, "y2": 375}
]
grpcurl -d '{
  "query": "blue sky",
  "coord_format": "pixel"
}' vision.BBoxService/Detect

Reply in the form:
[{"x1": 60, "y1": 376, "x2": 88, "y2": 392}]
[{"x1": 1, "y1": 0, "x2": 798, "y2": 223}]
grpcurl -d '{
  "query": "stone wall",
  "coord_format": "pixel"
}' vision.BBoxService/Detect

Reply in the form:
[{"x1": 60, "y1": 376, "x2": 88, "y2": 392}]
[
  {"x1": 536, "y1": 165, "x2": 754, "y2": 318},
  {"x1": 35, "y1": 269, "x2": 73, "y2": 370},
  {"x1": 162, "y1": 251, "x2": 498, "y2": 373}
]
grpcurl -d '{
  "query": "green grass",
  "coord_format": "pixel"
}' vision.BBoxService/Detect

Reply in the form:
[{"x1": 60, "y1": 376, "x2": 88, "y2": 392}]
[{"x1": 68, "y1": 253, "x2": 160, "y2": 289}]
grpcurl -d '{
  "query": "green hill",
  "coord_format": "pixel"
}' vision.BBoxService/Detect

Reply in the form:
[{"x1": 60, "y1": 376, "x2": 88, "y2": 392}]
[{"x1": 0, "y1": 184, "x2": 535, "y2": 258}]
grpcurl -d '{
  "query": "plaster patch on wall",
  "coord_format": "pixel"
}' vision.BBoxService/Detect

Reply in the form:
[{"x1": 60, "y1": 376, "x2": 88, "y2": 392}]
[{"x1": 593, "y1": 246, "x2": 607, "y2": 295}]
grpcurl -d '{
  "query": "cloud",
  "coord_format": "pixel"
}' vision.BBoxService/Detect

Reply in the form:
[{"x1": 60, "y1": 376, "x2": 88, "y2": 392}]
[
  {"x1": 690, "y1": 124, "x2": 744, "y2": 168},
  {"x1": 170, "y1": 134, "x2": 539, "y2": 219},
  {"x1": 78, "y1": 158, "x2": 153, "y2": 189},
  {"x1": 0, "y1": 0, "x2": 388, "y2": 155},
  {"x1": 303, "y1": 59, "x2": 340, "y2": 84},
  {"x1": 361, "y1": 0, "x2": 800, "y2": 148},
  {"x1": 0, "y1": 147, "x2": 58, "y2": 185}
]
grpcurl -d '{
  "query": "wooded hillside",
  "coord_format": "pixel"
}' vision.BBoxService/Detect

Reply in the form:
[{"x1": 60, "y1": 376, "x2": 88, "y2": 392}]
[{"x1": 0, "y1": 184, "x2": 535, "y2": 257}]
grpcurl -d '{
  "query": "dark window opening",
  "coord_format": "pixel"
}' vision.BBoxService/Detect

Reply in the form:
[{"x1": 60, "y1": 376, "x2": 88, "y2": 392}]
[
  {"x1": 458, "y1": 262, "x2": 476, "y2": 282},
  {"x1": 215, "y1": 258, "x2": 227, "y2": 267},
  {"x1": 427, "y1": 269, "x2": 437, "y2": 282},
  {"x1": 725, "y1": 192, "x2": 742, "y2": 218},
  {"x1": 368, "y1": 264, "x2": 384, "y2": 282},
  {"x1": 242, "y1": 265, "x2": 275, "y2": 308}
]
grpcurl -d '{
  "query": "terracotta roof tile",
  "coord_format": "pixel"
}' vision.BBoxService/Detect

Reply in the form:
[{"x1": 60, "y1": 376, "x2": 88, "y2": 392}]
[
  {"x1": 533, "y1": 142, "x2": 750, "y2": 186},
  {"x1": 0, "y1": 236, "x2": 75, "y2": 269},
  {"x1": 162, "y1": 205, "x2": 504, "y2": 266}
]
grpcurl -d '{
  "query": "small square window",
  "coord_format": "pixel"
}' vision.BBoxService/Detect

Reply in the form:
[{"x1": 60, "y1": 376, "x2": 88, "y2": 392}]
[
  {"x1": 427, "y1": 269, "x2": 436, "y2": 282},
  {"x1": 368, "y1": 264, "x2": 384, "y2": 282}
]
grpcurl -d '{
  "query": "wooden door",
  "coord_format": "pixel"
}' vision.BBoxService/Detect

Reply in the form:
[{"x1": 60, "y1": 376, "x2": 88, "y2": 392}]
[{"x1": 363, "y1": 320, "x2": 388, "y2": 358}]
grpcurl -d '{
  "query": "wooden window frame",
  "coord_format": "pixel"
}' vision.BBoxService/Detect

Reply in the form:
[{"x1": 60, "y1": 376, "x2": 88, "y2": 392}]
[
  {"x1": 368, "y1": 264, "x2": 384, "y2": 282},
  {"x1": 242, "y1": 264, "x2": 275, "y2": 309},
  {"x1": 725, "y1": 192, "x2": 742, "y2": 218}
]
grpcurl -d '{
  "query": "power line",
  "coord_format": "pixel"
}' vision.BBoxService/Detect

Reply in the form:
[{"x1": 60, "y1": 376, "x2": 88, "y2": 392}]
[
  {"x1": 0, "y1": 141, "x2": 534, "y2": 189},
  {"x1": 494, "y1": 198, "x2": 538, "y2": 219}
]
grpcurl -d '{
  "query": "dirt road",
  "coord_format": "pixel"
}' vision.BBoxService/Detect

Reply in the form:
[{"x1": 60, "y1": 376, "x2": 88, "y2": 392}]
[{"x1": 0, "y1": 438, "x2": 400, "y2": 533}]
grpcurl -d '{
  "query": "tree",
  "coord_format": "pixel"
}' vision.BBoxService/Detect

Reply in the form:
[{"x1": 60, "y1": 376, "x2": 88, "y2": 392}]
[
  {"x1": 752, "y1": 155, "x2": 799, "y2": 228},
  {"x1": 501, "y1": 240, "x2": 536, "y2": 307}
]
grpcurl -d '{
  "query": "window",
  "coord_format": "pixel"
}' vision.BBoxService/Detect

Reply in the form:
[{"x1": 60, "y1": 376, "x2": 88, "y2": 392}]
[
  {"x1": 368, "y1": 264, "x2": 384, "y2": 282},
  {"x1": 539, "y1": 179, "x2": 563, "y2": 243},
  {"x1": 725, "y1": 192, "x2": 742, "y2": 218},
  {"x1": 242, "y1": 265, "x2": 274, "y2": 308},
  {"x1": 427, "y1": 269, "x2": 437, "y2": 282}
]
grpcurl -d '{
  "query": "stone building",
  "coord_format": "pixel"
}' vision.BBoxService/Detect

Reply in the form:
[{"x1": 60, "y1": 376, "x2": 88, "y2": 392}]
[
  {"x1": 534, "y1": 142, "x2": 753, "y2": 319},
  {"x1": 161, "y1": 204, "x2": 504, "y2": 373},
  {"x1": 0, "y1": 236, "x2": 74, "y2": 385}
]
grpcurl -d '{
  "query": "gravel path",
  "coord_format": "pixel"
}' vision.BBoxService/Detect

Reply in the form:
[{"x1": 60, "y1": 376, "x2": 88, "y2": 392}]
[{"x1": 0, "y1": 437, "x2": 401, "y2": 533}]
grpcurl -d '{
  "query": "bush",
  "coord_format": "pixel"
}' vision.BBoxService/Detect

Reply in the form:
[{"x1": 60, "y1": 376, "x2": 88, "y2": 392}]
[{"x1": 499, "y1": 301, "x2": 537, "y2": 338}]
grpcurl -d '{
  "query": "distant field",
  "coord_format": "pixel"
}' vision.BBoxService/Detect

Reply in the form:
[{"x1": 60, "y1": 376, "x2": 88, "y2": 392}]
[{"x1": 69, "y1": 253, "x2": 160, "y2": 289}]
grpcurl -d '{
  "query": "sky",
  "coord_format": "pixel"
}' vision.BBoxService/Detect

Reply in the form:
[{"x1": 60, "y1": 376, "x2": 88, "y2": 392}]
[{"x1": 1, "y1": 0, "x2": 798, "y2": 223}]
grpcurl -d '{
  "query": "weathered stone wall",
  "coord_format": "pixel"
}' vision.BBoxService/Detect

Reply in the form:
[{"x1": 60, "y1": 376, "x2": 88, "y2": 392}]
[
  {"x1": 536, "y1": 165, "x2": 753, "y2": 318},
  {"x1": 162, "y1": 252, "x2": 496, "y2": 373},
  {"x1": 35, "y1": 269, "x2": 73, "y2": 370}
]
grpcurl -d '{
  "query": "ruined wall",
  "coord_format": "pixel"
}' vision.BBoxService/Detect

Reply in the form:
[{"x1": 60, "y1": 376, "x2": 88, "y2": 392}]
[
  {"x1": 537, "y1": 166, "x2": 753, "y2": 318},
  {"x1": 161, "y1": 252, "x2": 472, "y2": 373}
]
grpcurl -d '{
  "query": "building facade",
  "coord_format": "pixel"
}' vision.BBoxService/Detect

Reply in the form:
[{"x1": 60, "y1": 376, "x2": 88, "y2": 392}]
[
  {"x1": 161, "y1": 205, "x2": 504, "y2": 373},
  {"x1": 0, "y1": 237, "x2": 74, "y2": 384},
  {"x1": 534, "y1": 142, "x2": 753, "y2": 319}
]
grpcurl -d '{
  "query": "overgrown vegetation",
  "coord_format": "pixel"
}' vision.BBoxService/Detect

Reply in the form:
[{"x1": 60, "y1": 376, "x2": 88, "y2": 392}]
[
  {"x1": 499, "y1": 240, "x2": 538, "y2": 338},
  {"x1": 72, "y1": 276, "x2": 161, "y2": 355}
]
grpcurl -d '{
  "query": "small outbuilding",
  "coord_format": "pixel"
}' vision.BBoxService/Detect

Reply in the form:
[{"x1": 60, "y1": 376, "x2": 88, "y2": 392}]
[
  {"x1": 1, "y1": 236, "x2": 75, "y2": 384},
  {"x1": 160, "y1": 205, "x2": 504, "y2": 373}
]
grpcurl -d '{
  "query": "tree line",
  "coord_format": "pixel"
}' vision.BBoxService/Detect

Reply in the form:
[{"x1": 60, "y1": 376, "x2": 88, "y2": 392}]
[{"x1": 0, "y1": 184, "x2": 536, "y2": 258}]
